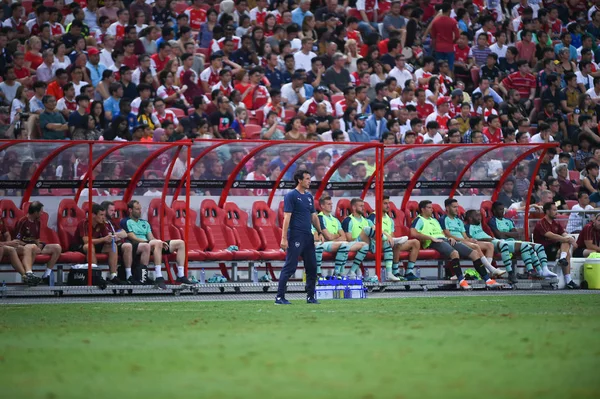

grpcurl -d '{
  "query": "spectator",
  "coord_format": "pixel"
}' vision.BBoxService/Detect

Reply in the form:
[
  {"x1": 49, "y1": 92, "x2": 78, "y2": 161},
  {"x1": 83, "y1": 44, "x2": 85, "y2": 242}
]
[
  {"x1": 556, "y1": 163, "x2": 577, "y2": 201},
  {"x1": 40, "y1": 95, "x2": 69, "y2": 140}
]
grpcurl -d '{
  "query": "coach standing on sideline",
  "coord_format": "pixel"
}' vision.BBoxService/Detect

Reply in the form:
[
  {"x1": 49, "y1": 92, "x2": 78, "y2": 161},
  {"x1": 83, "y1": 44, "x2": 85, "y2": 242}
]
[{"x1": 276, "y1": 170, "x2": 324, "y2": 305}]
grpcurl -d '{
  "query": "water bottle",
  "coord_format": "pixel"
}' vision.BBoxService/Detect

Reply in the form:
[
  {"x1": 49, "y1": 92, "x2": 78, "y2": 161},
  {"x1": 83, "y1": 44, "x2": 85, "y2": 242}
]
[
  {"x1": 49, "y1": 272, "x2": 55, "y2": 287},
  {"x1": 111, "y1": 235, "x2": 117, "y2": 253},
  {"x1": 381, "y1": 268, "x2": 387, "y2": 282},
  {"x1": 415, "y1": 266, "x2": 421, "y2": 279},
  {"x1": 200, "y1": 268, "x2": 206, "y2": 284},
  {"x1": 364, "y1": 268, "x2": 369, "y2": 278},
  {"x1": 251, "y1": 265, "x2": 258, "y2": 283},
  {"x1": 1, "y1": 280, "x2": 5, "y2": 291}
]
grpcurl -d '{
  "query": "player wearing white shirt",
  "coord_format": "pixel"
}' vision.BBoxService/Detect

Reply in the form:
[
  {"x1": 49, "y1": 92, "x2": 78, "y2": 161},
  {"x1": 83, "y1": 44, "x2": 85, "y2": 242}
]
[{"x1": 388, "y1": 66, "x2": 413, "y2": 90}]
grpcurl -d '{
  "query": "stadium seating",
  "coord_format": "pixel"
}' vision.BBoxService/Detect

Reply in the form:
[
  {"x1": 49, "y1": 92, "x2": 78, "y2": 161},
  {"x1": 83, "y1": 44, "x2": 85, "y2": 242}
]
[
  {"x1": 224, "y1": 202, "x2": 284, "y2": 261},
  {"x1": 200, "y1": 199, "x2": 260, "y2": 261},
  {"x1": 334, "y1": 199, "x2": 351, "y2": 222},
  {"x1": 432, "y1": 203, "x2": 445, "y2": 219},
  {"x1": 404, "y1": 201, "x2": 420, "y2": 226}
]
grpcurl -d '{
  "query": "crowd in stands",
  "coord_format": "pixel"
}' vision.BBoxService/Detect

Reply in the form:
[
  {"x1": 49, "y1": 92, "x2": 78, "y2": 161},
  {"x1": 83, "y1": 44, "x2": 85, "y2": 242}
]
[{"x1": 0, "y1": 2, "x2": 600, "y2": 222}]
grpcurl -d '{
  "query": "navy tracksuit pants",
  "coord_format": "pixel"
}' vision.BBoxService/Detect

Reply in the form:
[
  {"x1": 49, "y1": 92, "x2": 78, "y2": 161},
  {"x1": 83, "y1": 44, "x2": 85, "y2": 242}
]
[{"x1": 277, "y1": 231, "x2": 317, "y2": 298}]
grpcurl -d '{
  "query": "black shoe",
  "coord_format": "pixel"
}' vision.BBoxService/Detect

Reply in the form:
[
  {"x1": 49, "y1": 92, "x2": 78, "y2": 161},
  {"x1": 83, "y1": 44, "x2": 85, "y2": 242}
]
[
  {"x1": 40, "y1": 276, "x2": 50, "y2": 285},
  {"x1": 24, "y1": 273, "x2": 41, "y2": 286},
  {"x1": 557, "y1": 258, "x2": 569, "y2": 268},
  {"x1": 144, "y1": 276, "x2": 155, "y2": 286},
  {"x1": 108, "y1": 276, "x2": 124, "y2": 285},
  {"x1": 508, "y1": 272, "x2": 518, "y2": 284},
  {"x1": 155, "y1": 277, "x2": 167, "y2": 290},
  {"x1": 566, "y1": 281, "x2": 579, "y2": 289},
  {"x1": 176, "y1": 276, "x2": 194, "y2": 285},
  {"x1": 127, "y1": 276, "x2": 143, "y2": 285},
  {"x1": 306, "y1": 297, "x2": 320, "y2": 304}
]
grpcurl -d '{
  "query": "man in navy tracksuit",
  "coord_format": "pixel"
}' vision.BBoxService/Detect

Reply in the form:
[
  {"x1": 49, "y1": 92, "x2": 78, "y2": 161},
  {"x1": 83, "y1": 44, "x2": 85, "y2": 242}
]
[{"x1": 276, "y1": 170, "x2": 325, "y2": 305}]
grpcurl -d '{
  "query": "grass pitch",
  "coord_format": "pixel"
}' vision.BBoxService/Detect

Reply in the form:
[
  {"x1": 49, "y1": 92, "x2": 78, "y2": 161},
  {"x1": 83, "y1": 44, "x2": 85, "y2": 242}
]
[{"x1": 1, "y1": 295, "x2": 600, "y2": 399}]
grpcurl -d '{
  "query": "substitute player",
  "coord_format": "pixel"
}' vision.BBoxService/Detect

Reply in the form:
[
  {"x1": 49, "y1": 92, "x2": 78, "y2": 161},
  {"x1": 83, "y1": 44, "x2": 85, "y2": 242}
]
[
  {"x1": 411, "y1": 200, "x2": 501, "y2": 289},
  {"x1": 342, "y1": 198, "x2": 399, "y2": 281},
  {"x1": 488, "y1": 201, "x2": 557, "y2": 279},
  {"x1": 314, "y1": 195, "x2": 369, "y2": 277},
  {"x1": 464, "y1": 210, "x2": 519, "y2": 284},
  {"x1": 276, "y1": 170, "x2": 324, "y2": 305},
  {"x1": 533, "y1": 202, "x2": 578, "y2": 288},
  {"x1": 14, "y1": 201, "x2": 62, "y2": 285},
  {"x1": 440, "y1": 198, "x2": 506, "y2": 278},
  {"x1": 75, "y1": 204, "x2": 123, "y2": 285},
  {"x1": 367, "y1": 196, "x2": 421, "y2": 281},
  {"x1": 121, "y1": 200, "x2": 193, "y2": 289}
]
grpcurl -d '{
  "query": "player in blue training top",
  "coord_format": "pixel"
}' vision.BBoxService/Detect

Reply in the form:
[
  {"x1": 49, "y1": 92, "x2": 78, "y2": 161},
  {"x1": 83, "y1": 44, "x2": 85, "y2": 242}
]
[
  {"x1": 488, "y1": 201, "x2": 557, "y2": 279},
  {"x1": 439, "y1": 198, "x2": 506, "y2": 279},
  {"x1": 276, "y1": 170, "x2": 325, "y2": 305}
]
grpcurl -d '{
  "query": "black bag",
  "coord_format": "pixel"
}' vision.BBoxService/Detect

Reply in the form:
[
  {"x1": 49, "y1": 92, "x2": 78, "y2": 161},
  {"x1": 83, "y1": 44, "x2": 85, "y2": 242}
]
[
  {"x1": 67, "y1": 268, "x2": 107, "y2": 289},
  {"x1": 133, "y1": 264, "x2": 149, "y2": 284}
]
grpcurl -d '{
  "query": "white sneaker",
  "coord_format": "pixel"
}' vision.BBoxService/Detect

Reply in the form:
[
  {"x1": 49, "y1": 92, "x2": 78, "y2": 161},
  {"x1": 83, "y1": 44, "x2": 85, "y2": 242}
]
[
  {"x1": 492, "y1": 268, "x2": 507, "y2": 278},
  {"x1": 541, "y1": 268, "x2": 558, "y2": 278},
  {"x1": 387, "y1": 274, "x2": 401, "y2": 282},
  {"x1": 450, "y1": 275, "x2": 458, "y2": 280},
  {"x1": 346, "y1": 272, "x2": 357, "y2": 279}
]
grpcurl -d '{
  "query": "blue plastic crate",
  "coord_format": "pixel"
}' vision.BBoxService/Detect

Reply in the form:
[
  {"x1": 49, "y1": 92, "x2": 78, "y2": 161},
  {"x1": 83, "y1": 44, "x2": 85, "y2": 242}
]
[{"x1": 315, "y1": 277, "x2": 367, "y2": 300}]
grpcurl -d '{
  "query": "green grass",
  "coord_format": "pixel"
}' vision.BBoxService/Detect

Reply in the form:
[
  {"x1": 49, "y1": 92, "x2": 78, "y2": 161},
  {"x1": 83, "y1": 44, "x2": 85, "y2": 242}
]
[{"x1": 1, "y1": 295, "x2": 600, "y2": 399}]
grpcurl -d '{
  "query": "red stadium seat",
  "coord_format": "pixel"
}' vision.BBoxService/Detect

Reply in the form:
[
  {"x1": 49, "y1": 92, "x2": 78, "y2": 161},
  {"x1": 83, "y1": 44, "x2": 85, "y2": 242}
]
[
  {"x1": 56, "y1": 199, "x2": 85, "y2": 251},
  {"x1": 277, "y1": 201, "x2": 284, "y2": 227},
  {"x1": 112, "y1": 200, "x2": 129, "y2": 220},
  {"x1": 566, "y1": 200, "x2": 577, "y2": 210},
  {"x1": 167, "y1": 108, "x2": 185, "y2": 118},
  {"x1": 387, "y1": 201, "x2": 407, "y2": 238},
  {"x1": 245, "y1": 124, "x2": 262, "y2": 140},
  {"x1": 224, "y1": 202, "x2": 281, "y2": 261},
  {"x1": 147, "y1": 198, "x2": 180, "y2": 241},
  {"x1": 171, "y1": 201, "x2": 210, "y2": 261},
  {"x1": 363, "y1": 201, "x2": 374, "y2": 216},
  {"x1": 284, "y1": 109, "x2": 296, "y2": 122},
  {"x1": 331, "y1": 94, "x2": 344, "y2": 105},
  {"x1": 254, "y1": 109, "x2": 264, "y2": 125},
  {"x1": 252, "y1": 201, "x2": 285, "y2": 260},
  {"x1": 200, "y1": 199, "x2": 259, "y2": 260},
  {"x1": 404, "y1": 200, "x2": 420, "y2": 226},
  {"x1": 432, "y1": 203, "x2": 445, "y2": 219},
  {"x1": 335, "y1": 199, "x2": 351, "y2": 222},
  {"x1": 0, "y1": 199, "x2": 24, "y2": 236},
  {"x1": 173, "y1": 1, "x2": 188, "y2": 14},
  {"x1": 480, "y1": 200, "x2": 495, "y2": 236},
  {"x1": 569, "y1": 170, "x2": 580, "y2": 184}
]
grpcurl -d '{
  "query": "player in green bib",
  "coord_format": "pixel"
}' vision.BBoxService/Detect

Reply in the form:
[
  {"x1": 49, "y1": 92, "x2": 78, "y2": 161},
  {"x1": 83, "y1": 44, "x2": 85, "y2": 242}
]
[
  {"x1": 312, "y1": 196, "x2": 369, "y2": 277},
  {"x1": 489, "y1": 202, "x2": 557, "y2": 279},
  {"x1": 464, "y1": 210, "x2": 519, "y2": 284},
  {"x1": 368, "y1": 196, "x2": 421, "y2": 281},
  {"x1": 440, "y1": 199, "x2": 506, "y2": 279},
  {"x1": 342, "y1": 198, "x2": 400, "y2": 281},
  {"x1": 411, "y1": 200, "x2": 501, "y2": 290}
]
